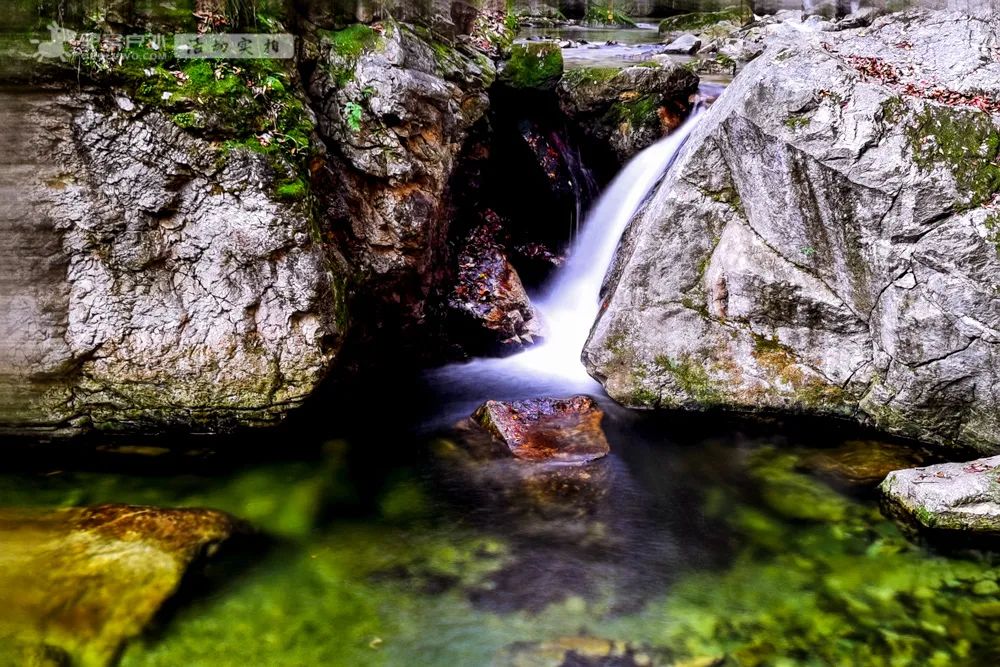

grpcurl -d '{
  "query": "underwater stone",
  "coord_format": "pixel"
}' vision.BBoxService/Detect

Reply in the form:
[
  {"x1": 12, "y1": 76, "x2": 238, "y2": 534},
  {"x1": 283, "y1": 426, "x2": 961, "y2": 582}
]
[
  {"x1": 472, "y1": 396, "x2": 610, "y2": 463},
  {"x1": 0, "y1": 504, "x2": 242, "y2": 666}
]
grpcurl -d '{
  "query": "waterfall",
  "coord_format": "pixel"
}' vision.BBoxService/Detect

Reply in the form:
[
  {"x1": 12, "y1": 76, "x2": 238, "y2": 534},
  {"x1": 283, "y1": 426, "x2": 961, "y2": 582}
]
[{"x1": 427, "y1": 97, "x2": 710, "y2": 417}]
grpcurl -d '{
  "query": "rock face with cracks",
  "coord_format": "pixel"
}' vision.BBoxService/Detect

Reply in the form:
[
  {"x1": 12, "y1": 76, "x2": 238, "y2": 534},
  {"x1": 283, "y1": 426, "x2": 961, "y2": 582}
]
[
  {"x1": 0, "y1": 89, "x2": 345, "y2": 436},
  {"x1": 583, "y1": 11, "x2": 1000, "y2": 454}
]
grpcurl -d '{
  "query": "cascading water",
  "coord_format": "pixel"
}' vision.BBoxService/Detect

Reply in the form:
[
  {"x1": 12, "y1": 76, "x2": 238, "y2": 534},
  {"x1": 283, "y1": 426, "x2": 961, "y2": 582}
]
[{"x1": 428, "y1": 89, "x2": 718, "y2": 420}]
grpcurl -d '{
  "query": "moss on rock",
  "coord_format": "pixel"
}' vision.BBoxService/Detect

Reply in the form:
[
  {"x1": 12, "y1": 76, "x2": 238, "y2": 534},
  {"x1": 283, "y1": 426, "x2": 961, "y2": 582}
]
[
  {"x1": 906, "y1": 104, "x2": 1000, "y2": 210},
  {"x1": 499, "y1": 41, "x2": 563, "y2": 91},
  {"x1": 658, "y1": 6, "x2": 748, "y2": 34}
]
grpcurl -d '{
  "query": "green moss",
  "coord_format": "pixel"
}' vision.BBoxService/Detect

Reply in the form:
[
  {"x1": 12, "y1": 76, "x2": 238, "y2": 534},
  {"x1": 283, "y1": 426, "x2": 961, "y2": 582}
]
[
  {"x1": 914, "y1": 505, "x2": 936, "y2": 528},
  {"x1": 906, "y1": 104, "x2": 1000, "y2": 210},
  {"x1": 784, "y1": 114, "x2": 811, "y2": 130},
  {"x1": 561, "y1": 66, "x2": 620, "y2": 87},
  {"x1": 654, "y1": 354, "x2": 722, "y2": 404},
  {"x1": 985, "y1": 212, "x2": 1000, "y2": 255},
  {"x1": 275, "y1": 177, "x2": 308, "y2": 201},
  {"x1": 327, "y1": 23, "x2": 379, "y2": 59},
  {"x1": 658, "y1": 6, "x2": 748, "y2": 34},
  {"x1": 500, "y1": 42, "x2": 563, "y2": 90}
]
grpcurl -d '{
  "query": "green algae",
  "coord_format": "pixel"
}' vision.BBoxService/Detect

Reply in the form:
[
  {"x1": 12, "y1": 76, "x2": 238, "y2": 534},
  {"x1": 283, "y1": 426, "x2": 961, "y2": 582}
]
[{"x1": 2, "y1": 433, "x2": 1000, "y2": 666}]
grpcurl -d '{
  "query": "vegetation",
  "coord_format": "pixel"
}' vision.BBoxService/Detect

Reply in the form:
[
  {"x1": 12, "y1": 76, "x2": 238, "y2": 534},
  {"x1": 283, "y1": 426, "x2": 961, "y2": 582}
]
[
  {"x1": 583, "y1": 2, "x2": 637, "y2": 28},
  {"x1": 500, "y1": 42, "x2": 563, "y2": 90}
]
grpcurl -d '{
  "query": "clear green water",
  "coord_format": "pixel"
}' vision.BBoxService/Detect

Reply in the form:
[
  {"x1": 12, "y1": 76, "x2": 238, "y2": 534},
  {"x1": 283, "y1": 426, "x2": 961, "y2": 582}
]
[{"x1": 2, "y1": 403, "x2": 999, "y2": 666}]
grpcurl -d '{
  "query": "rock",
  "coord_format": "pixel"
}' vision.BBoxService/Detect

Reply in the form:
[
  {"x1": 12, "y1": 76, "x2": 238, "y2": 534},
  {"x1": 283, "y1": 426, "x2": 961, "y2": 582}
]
[
  {"x1": 835, "y1": 7, "x2": 882, "y2": 30},
  {"x1": 0, "y1": 504, "x2": 241, "y2": 666},
  {"x1": 448, "y1": 212, "x2": 540, "y2": 348},
  {"x1": 0, "y1": 86, "x2": 344, "y2": 435},
  {"x1": 450, "y1": 0, "x2": 479, "y2": 35},
  {"x1": 881, "y1": 456, "x2": 1000, "y2": 535},
  {"x1": 472, "y1": 396, "x2": 610, "y2": 462},
  {"x1": 309, "y1": 22, "x2": 498, "y2": 344},
  {"x1": 659, "y1": 7, "x2": 747, "y2": 36},
  {"x1": 802, "y1": 440, "x2": 927, "y2": 487},
  {"x1": 499, "y1": 42, "x2": 564, "y2": 91},
  {"x1": 663, "y1": 34, "x2": 702, "y2": 55},
  {"x1": 557, "y1": 64, "x2": 698, "y2": 163},
  {"x1": 496, "y1": 636, "x2": 657, "y2": 667},
  {"x1": 583, "y1": 11, "x2": 1000, "y2": 454}
]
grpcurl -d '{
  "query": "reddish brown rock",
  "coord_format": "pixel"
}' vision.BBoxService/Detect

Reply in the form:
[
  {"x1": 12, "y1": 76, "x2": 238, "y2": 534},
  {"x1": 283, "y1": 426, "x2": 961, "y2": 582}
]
[
  {"x1": 448, "y1": 212, "x2": 541, "y2": 349},
  {"x1": 472, "y1": 396, "x2": 610, "y2": 463}
]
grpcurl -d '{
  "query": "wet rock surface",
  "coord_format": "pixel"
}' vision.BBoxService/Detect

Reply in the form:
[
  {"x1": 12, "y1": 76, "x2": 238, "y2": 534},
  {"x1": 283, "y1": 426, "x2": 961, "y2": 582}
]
[
  {"x1": 584, "y1": 11, "x2": 1000, "y2": 454},
  {"x1": 0, "y1": 504, "x2": 241, "y2": 666},
  {"x1": 557, "y1": 64, "x2": 698, "y2": 163},
  {"x1": 881, "y1": 456, "x2": 1000, "y2": 535},
  {"x1": 448, "y1": 212, "x2": 540, "y2": 349},
  {"x1": 472, "y1": 396, "x2": 611, "y2": 462},
  {"x1": 310, "y1": 22, "x2": 499, "y2": 340}
]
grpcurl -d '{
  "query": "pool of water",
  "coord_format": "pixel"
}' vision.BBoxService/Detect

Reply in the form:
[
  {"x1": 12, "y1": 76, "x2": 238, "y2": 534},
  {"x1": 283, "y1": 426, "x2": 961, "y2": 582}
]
[{"x1": 2, "y1": 378, "x2": 997, "y2": 666}]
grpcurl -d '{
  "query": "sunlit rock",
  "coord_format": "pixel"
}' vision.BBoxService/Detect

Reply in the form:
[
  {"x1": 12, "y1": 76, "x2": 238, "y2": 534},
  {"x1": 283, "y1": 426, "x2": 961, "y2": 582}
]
[{"x1": 0, "y1": 504, "x2": 241, "y2": 666}]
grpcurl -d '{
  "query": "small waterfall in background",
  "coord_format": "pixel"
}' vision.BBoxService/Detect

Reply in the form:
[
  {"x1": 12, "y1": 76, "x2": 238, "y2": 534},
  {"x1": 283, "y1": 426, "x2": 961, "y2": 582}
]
[{"x1": 427, "y1": 88, "x2": 718, "y2": 420}]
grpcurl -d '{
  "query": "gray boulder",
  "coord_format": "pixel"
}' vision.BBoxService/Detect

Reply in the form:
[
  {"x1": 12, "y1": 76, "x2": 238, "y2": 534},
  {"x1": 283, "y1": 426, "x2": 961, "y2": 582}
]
[
  {"x1": 663, "y1": 33, "x2": 703, "y2": 54},
  {"x1": 583, "y1": 11, "x2": 1000, "y2": 454},
  {"x1": 0, "y1": 89, "x2": 345, "y2": 435},
  {"x1": 881, "y1": 457, "x2": 1000, "y2": 534}
]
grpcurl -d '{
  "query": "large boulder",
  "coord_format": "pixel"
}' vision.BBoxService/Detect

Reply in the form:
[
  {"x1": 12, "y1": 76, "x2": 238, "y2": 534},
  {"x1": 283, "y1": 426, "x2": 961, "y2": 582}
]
[
  {"x1": 583, "y1": 11, "x2": 1000, "y2": 454},
  {"x1": 0, "y1": 86, "x2": 345, "y2": 436},
  {"x1": 0, "y1": 504, "x2": 241, "y2": 665},
  {"x1": 557, "y1": 64, "x2": 699, "y2": 164},
  {"x1": 310, "y1": 22, "x2": 499, "y2": 339}
]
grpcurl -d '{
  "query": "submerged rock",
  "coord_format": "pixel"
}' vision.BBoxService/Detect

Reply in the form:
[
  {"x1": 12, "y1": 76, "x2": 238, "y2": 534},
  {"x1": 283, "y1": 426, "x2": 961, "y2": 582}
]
[
  {"x1": 0, "y1": 504, "x2": 241, "y2": 666},
  {"x1": 802, "y1": 440, "x2": 927, "y2": 488},
  {"x1": 584, "y1": 11, "x2": 1000, "y2": 454},
  {"x1": 881, "y1": 457, "x2": 1000, "y2": 535},
  {"x1": 557, "y1": 64, "x2": 698, "y2": 163},
  {"x1": 472, "y1": 396, "x2": 610, "y2": 462},
  {"x1": 496, "y1": 636, "x2": 658, "y2": 667}
]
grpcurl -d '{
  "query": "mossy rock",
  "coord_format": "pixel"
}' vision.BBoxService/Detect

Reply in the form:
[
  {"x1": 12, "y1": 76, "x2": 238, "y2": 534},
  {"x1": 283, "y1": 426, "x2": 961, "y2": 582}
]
[
  {"x1": 658, "y1": 6, "x2": 748, "y2": 34},
  {"x1": 499, "y1": 41, "x2": 563, "y2": 91}
]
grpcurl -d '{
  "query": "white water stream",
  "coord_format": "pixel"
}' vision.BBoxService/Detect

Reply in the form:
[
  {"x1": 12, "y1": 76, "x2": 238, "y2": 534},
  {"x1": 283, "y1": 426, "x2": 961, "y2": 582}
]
[{"x1": 428, "y1": 92, "x2": 716, "y2": 417}]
